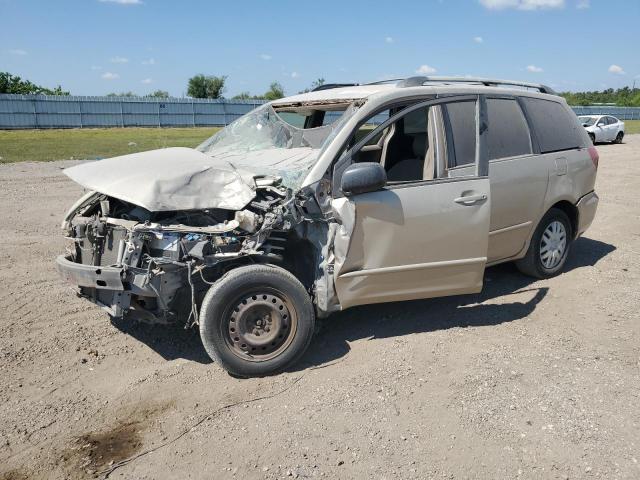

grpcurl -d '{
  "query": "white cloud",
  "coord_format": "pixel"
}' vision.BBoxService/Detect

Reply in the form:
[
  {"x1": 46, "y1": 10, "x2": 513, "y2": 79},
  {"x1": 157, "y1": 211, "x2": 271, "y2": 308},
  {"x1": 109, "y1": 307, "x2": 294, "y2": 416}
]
[
  {"x1": 479, "y1": 0, "x2": 564, "y2": 10},
  {"x1": 291, "y1": 72, "x2": 299, "y2": 78},
  {"x1": 576, "y1": 0, "x2": 590, "y2": 8},
  {"x1": 141, "y1": 78, "x2": 153, "y2": 84},
  {"x1": 101, "y1": 72, "x2": 119, "y2": 80},
  {"x1": 526, "y1": 65, "x2": 544, "y2": 72},
  {"x1": 385, "y1": 36, "x2": 394, "y2": 44},
  {"x1": 608, "y1": 64, "x2": 625, "y2": 75},
  {"x1": 259, "y1": 53, "x2": 272, "y2": 61},
  {"x1": 473, "y1": 36, "x2": 484, "y2": 43},
  {"x1": 99, "y1": 0, "x2": 143, "y2": 4},
  {"x1": 416, "y1": 65, "x2": 437, "y2": 75},
  {"x1": 8, "y1": 49, "x2": 27, "y2": 55},
  {"x1": 110, "y1": 56, "x2": 129, "y2": 64},
  {"x1": 141, "y1": 58, "x2": 155, "y2": 65}
]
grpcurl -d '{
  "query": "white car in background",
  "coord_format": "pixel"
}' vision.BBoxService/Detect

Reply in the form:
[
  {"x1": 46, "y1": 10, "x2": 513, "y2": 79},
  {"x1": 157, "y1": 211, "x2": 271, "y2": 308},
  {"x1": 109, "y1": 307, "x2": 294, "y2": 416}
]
[{"x1": 579, "y1": 115, "x2": 625, "y2": 144}]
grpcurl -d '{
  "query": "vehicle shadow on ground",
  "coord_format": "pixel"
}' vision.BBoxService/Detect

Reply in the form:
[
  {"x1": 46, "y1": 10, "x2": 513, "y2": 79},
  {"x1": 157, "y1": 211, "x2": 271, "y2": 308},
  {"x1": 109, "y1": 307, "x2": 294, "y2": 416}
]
[
  {"x1": 110, "y1": 237, "x2": 614, "y2": 367},
  {"x1": 293, "y1": 237, "x2": 616, "y2": 371},
  {"x1": 110, "y1": 316, "x2": 213, "y2": 364}
]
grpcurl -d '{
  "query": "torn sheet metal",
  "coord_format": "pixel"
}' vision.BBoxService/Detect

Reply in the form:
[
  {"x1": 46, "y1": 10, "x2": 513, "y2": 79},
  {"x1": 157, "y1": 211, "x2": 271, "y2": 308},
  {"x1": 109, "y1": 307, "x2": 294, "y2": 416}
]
[{"x1": 63, "y1": 147, "x2": 256, "y2": 212}]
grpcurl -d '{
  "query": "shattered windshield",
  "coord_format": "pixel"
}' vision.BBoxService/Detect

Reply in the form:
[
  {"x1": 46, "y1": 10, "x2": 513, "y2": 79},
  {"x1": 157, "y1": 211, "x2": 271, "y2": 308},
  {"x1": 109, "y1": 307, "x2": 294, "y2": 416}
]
[{"x1": 197, "y1": 103, "x2": 357, "y2": 188}]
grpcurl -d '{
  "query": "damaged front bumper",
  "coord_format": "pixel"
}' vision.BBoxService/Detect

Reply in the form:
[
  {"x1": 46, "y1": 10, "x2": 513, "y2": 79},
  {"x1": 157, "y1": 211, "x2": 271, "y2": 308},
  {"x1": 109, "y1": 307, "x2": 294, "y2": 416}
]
[
  {"x1": 56, "y1": 253, "x2": 185, "y2": 321},
  {"x1": 56, "y1": 254, "x2": 125, "y2": 290}
]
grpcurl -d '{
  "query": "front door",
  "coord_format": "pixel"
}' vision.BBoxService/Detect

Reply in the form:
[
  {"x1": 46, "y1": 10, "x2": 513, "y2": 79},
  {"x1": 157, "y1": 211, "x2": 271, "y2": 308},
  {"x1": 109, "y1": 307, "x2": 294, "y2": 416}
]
[
  {"x1": 595, "y1": 117, "x2": 608, "y2": 141},
  {"x1": 332, "y1": 97, "x2": 491, "y2": 309}
]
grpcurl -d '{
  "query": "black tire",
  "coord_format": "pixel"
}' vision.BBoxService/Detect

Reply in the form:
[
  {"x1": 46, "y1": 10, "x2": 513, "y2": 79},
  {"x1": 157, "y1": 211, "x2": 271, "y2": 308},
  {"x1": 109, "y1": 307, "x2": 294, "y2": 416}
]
[
  {"x1": 199, "y1": 264, "x2": 315, "y2": 377},
  {"x1": 515, "y1": 208, "x2": 572, "y2": 279},
  {"x1": 589, "y1": 133, "x2": 596, "y2": 145},
  {"x1": 614, "y1": 131, "x2": 624, "y2": 144}
]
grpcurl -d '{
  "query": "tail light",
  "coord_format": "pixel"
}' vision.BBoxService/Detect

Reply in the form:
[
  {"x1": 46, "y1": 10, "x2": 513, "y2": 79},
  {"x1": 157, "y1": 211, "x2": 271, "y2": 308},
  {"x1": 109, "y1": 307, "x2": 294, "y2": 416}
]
[{"x1": 588, "y1": 145, "x2": 599, "y2": 169}]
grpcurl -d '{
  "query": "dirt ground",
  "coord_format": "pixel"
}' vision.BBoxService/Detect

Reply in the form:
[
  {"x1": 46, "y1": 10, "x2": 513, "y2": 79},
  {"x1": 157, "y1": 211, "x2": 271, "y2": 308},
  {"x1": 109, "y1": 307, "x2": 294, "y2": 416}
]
[{"x1": 1, "y1": 136, "x2": 639, "y2": 480}]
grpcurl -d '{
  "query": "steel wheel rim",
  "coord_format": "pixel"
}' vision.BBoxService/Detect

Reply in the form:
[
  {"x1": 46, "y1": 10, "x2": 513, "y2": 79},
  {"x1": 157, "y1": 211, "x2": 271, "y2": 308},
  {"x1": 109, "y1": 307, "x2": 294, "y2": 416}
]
[
  {"x1": 539, "y1": 220, "x2": 567, "y2": 269},
  {"x1": 223, "y1": 289, "x2": 298, "y2": 362}
]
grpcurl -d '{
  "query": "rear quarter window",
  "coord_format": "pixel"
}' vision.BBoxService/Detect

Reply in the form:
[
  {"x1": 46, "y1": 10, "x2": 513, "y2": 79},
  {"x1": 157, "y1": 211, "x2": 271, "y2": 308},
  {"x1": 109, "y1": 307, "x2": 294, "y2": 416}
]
[
  {"x1": 486, "y1": 98, "x2": 532, "y2": 160},
  {"x1": 521, "y1": 97, "x2": 583, "y2": 153}
]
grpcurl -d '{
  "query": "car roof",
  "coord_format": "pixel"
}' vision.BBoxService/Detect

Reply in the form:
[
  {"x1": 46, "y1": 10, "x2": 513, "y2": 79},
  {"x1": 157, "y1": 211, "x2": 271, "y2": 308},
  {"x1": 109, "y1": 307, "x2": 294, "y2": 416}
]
[
  {"x1": 271, "y1": 78, "x2": 562, "y2": 108},
  {"x1": 272, "y1": 84, "x2": 396, "y2": 104}
]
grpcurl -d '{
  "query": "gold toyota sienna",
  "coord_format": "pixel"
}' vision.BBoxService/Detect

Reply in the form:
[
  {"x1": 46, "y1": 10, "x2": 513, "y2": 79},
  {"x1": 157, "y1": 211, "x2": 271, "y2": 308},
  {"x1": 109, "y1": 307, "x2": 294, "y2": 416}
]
[{"x1": 57, "y1": 76, "x2": 600, "y2": 377}]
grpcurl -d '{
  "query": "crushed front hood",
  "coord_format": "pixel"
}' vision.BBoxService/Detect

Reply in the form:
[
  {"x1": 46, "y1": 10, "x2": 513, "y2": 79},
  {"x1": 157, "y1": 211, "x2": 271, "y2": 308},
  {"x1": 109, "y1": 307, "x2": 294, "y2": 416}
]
[{"x1": 63, "y1": 147, "x2": 256, "y2": 212}]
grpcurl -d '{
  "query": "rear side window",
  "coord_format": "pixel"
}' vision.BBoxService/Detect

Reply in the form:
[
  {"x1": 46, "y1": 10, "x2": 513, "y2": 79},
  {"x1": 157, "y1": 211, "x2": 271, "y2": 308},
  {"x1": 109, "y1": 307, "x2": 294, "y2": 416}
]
[
  {"x1": 608, "y1": 117, "x2": 618, "y2": 125},
  {"x1": 486, "y1": 98, "x2": 532, "y2": 160},
  {"x1": 521, "y1": 98, "x2": 583, "y2": 153},
  {"x1": 443, "y1": 101, "x2": 477, "y2": 167}
]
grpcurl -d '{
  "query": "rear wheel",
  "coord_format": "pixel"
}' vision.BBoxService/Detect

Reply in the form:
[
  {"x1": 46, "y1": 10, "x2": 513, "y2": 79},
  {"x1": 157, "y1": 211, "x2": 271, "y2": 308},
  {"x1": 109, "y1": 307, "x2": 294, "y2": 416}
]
[
  {"x1": 199, "y1": 264, "x2": 315, "y2": 377},
  {"x1": 614, "y1": 131, "x2": 624, "y2": 144},
  {"x1": 516, "y1": 208, "x2": 572, "y2": 279}
]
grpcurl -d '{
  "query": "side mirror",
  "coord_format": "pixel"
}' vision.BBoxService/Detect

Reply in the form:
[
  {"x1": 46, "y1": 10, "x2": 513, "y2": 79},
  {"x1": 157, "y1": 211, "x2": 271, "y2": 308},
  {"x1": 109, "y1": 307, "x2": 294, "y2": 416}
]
[{"x1": 341, "y1": 162, "x2": 387, "y2": 196}]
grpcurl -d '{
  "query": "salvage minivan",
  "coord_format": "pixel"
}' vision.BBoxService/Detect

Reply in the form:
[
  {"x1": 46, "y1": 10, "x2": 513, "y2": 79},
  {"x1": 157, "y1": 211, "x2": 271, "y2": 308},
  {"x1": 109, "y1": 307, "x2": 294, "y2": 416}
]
[{"x1": 57, "y1": 76, "x2": 600, "y2": 377}]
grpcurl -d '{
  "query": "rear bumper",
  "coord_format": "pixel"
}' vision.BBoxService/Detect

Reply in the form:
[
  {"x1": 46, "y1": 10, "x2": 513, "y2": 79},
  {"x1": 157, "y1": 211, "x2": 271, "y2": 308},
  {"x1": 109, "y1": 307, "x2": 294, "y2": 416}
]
[{"x1": 576, "y1": 191, "x2": 599, "y2": 237}]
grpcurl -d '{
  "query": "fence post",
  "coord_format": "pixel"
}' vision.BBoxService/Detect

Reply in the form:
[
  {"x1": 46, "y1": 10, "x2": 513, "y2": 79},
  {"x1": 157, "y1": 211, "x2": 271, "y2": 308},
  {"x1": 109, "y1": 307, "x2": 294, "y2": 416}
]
[
  {"x1": 192, "y1": 99, "x2": 196, "y2": 127},
  {"x1": 221, "y1": 99, "x2": 227, "y2": 126},
  {"x1": 119, "y1": 99, "x2": 124, "y2": 128},
  {"x1": 32, "y1": 96, "x2": 38, "y2": 129}
]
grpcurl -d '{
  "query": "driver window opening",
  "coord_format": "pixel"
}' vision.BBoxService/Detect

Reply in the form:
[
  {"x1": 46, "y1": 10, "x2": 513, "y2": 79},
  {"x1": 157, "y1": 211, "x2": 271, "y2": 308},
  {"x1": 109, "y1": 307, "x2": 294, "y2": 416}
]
[{"x1": 351, "y1": 106, "x2": 436, "y2": 183}]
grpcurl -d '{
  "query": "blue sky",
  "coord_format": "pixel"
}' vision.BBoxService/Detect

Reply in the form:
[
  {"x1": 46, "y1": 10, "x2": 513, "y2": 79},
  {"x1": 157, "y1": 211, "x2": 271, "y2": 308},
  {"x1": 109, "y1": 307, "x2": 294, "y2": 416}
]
[{"x1": 1, "y1": 0, "x2": 639, "y2": 97}]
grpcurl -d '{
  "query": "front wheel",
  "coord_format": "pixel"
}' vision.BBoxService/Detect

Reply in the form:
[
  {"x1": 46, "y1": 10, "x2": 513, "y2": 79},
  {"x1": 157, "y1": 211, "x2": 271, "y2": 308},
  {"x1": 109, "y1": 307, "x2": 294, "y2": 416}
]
[
  {"x1": 589, "y1": 133, "x2": 596, "y2": 145},
  {"x1": 614, "y1": 131, "x2": 624, "y2": 144},
  {"x1": 516, "y1": 208, "x2": 572, "y2": 279},
  {"x1": 199, "y1": 264, "x2": 315, "y2": 377}
]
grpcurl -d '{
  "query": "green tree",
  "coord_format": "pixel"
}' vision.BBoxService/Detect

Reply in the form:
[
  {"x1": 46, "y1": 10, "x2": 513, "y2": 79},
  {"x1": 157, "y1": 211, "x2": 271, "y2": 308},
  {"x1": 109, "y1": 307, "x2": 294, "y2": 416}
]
[
  {"x1": 560, "y1": 87, "x2": 640, "y2": 107},
  {"x1": 311, "y1": 78, "x2": 325, "y2": 90},
  {"x1": 232, "y1": 91, "x2": 254, "y2": 100},
  {"x1": 106, "y1": 91, "x2": 137, "y2": 97},
  {"x1": 0, "y1": 71, "x2": 69, "y2": 95},
  {"x1": 263, "y1": 81, "x2": 284, "y2": 101},
  {"x1": 147, "y1": 90, "x2": 169, "y2": 98},
  {"x1": 298, "y1": 78, "x2": 325, "y2": 94},
  {"x1": 187, "y1": 74, "x2": 226, "y2": 99}
]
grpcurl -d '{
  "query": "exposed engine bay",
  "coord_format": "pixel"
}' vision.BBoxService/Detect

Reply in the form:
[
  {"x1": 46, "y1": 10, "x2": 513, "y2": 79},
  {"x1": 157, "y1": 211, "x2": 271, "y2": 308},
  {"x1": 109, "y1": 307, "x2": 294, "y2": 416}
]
[{"x1": 58, "y1": 176, "x2": 339, "y2": 325}]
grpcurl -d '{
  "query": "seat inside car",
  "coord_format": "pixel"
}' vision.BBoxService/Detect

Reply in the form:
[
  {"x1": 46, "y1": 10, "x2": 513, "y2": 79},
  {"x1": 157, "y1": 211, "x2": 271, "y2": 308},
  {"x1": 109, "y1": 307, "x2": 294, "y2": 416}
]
[{"x1": 386, "y1": 133, "x2": 428, "y2": 181}]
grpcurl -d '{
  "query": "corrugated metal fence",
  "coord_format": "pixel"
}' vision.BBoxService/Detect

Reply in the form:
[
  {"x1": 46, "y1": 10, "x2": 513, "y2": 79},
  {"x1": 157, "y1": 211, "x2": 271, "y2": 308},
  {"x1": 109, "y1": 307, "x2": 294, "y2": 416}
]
[
  {"x1": 0, "y1": 94, "x2": 267, "y2": 129},
  {"x1": 571, "y1": 106, "x2": 640, "y2": 120},
  {"x1": 1, "y1": 94, "x2": 640, "y2": 129}
]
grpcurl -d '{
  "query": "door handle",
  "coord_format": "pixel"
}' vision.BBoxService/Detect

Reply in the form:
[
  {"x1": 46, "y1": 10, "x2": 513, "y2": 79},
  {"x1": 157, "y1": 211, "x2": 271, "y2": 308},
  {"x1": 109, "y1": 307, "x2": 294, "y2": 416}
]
[{"x1": 454, "y1": 194, "x2": 487, "y2": 205}]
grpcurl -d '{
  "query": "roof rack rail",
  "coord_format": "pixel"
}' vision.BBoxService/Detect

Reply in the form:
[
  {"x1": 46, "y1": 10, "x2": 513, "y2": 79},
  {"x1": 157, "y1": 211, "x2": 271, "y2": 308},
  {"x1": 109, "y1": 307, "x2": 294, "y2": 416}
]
[
  {"x1": 395, "y1": 76, "x2": 557, "y2": 95},
  {"x1": 311, "y1": 83, "x2": 360, "y2": 92}
]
